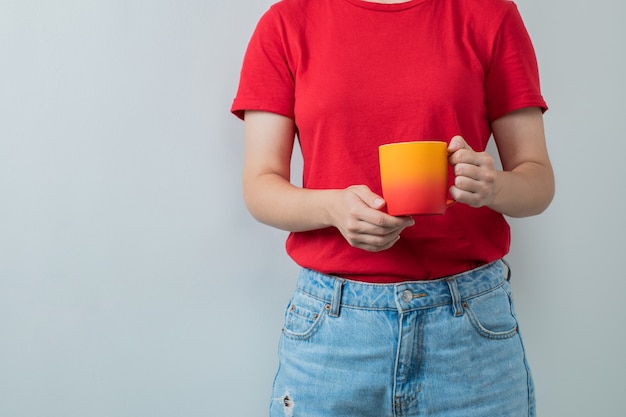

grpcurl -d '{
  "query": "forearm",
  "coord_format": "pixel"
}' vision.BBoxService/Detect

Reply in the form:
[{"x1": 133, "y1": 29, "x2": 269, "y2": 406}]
[
  {"x1": 490, "y1": 161, "x2": 555, "y2": 218},
  {"x1": 243, "y1": 172, "x2": 337, "y2": 232},
  {"x1": 487, "y1": 107, "x2": 555, "y2": 217}
]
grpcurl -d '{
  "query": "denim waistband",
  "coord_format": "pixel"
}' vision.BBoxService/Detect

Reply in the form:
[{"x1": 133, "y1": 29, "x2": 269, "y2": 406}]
[{"x1": 296, "y1": 260, "x2": 509, "y2": 315}]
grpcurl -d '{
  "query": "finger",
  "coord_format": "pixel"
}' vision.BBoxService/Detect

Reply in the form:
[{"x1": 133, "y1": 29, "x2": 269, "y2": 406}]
[
  {"x1": 345, "y1": 188, "x2": 413, "y2": 230},
  {"x1": 454, "y1": 153, "x2": 496, "y2": 181},
  {"x1": 449, "y1": 185, "x2": 482, "y2": 208},
  {"x1": 361, "y1": 237, "x2": 400, "y2": 252},
  {"x1": 451, "y1": 149, "x2": 495, "y2": 170},
  {"x1": 345, "y1": 219, "x2": 409, "y2": 245},
  {"x1": 447, "y1": 135, "x2": 473, "y2": 153},
  {"x1": 348, "y1": 185, "x2": 386, "y2": 210},
  {"x1": 451, "y1": 172, "x2": 495, "y2": 208},
  {"x1": 349, "y1": 232, "x2": 402, "y2": 252},
  {"x1": 449, "y1": 136, "x2": 483, "y2": 167},
  {"x1": 454, "y1": 174, "x2": 483, "y2": 194},
  {"x1": 358, "y1": 212, "x2": 415, "y2": 235},
  {"x1": 453, "y1": 162, "x2": 483, "y2": 180},
  {"x1": 344, "y1": 212, "x2": 413, "y2": 240}
]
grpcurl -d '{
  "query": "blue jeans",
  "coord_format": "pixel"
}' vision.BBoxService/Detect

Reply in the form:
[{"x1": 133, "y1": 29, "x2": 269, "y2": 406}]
[{"x1": 270, "y1": 261, "x2": 535, "y2": 417}]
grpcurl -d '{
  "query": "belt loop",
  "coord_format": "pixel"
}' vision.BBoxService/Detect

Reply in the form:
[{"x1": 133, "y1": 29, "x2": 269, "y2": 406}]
[
  {"x1": 501, "y1": 258, "x2": 512, "y2": 282},
  {"x1": 330, "y1": 277, "x2": 345, "y2": 318},
  {"x1": 446, "y1": 277, "x2": 464, "y2": 317}
]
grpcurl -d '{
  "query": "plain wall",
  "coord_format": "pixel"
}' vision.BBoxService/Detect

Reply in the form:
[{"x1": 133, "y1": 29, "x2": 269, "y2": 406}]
[{"x1": 1, "y1": 0, "x2": 624, "y2": 415}]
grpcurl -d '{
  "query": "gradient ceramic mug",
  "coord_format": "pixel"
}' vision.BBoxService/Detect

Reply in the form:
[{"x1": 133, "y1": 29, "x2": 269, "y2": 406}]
[{"x1": 379, "y1": 140, "x2": 454, "y2": 216}]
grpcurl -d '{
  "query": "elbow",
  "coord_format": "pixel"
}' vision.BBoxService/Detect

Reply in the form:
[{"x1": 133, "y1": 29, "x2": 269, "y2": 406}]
[
  {"x1": 536, "y1": 178, "x2": 556, "y2": 216},
  {"x1": 537, "y1": 165, "x2": 556, "y2": 215},
  {"x1": 509, "y1": 170, "x2": 555, "y2": 218},
  {"x1": 242, "y1": 178, "x2": 264, "y2": 222}
]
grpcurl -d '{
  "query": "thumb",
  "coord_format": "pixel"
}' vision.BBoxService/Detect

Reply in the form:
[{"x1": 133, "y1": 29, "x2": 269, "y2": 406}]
[
  {"x1": 349, "y1": 185, "x2": 386, "y2": 210},
  {"x1": 447, "y1": 135, "x2": 473, "y2": 153}
]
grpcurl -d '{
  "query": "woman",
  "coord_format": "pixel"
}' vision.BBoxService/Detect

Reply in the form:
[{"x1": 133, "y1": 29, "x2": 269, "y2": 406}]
[{"x1": 232, "y1": 0, "x2": 554, "y2": 415}]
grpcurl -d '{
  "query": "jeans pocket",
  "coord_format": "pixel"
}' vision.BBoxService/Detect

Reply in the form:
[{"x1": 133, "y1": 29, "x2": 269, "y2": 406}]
[
  {"x1": 463, "y1": 284, "x2": 519, "y2": 340},
  {"x1": 282, "y1": 290, "x2": 329, "y2": 340}
]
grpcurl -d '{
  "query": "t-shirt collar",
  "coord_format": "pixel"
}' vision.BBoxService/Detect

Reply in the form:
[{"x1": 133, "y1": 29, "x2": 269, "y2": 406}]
[{"x1": 341, "y1": 0, "x2": 428, "y2": 12}]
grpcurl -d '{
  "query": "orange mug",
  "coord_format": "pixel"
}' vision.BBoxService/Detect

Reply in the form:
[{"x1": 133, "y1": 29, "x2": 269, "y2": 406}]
[{"x1": 379, "y1": 141, "x2": 454, "y2": 216}]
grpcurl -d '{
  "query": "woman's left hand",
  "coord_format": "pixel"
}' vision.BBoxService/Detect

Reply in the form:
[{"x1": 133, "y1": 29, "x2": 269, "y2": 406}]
[
  {"x1": 447, "y1": 135, "x2": 498, "y2": 208},
  {"x1": 446, "y1": 108, "x2": 554, "y2": 217}
]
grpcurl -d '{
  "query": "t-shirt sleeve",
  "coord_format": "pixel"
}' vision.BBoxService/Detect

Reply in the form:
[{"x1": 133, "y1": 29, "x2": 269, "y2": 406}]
[
  {"x1": 231, "y1": 6, "x2": 295, "y2": 120},
  {"x1": 485, "y1": 3, "x2": 548, "y2": 122}
]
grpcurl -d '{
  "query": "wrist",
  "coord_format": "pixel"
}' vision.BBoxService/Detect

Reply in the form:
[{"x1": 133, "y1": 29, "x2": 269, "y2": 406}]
[{"x1": 318, "y1": 189, "x2": 343, "y2": 229}]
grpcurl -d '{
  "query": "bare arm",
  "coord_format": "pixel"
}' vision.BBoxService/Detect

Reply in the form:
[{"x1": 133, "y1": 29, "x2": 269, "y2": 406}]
[
  {"x1": 447, "y1": 107, "x2": 555, "y2": 217},
  {"x1": 242, "y1": 110, "x2": 414, "y2": 252}
]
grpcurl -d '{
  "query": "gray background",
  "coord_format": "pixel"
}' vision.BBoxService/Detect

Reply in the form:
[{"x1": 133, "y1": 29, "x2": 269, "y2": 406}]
[{"x1": 1, "y1": 0, "x2": 624, "y2": 416}]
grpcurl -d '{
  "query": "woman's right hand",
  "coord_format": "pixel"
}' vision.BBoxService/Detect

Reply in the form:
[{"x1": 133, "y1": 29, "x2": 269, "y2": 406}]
[
  {"x1": 328, "y1": 185, "x2": 415, "y2": 252},
  {"x1": 243, "y1": 111, "x2": 413, "y2": 252}
]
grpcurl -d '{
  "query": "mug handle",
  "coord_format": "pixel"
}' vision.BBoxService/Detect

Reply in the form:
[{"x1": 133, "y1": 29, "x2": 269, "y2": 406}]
[
  {"x1": 446, "y1": 165, "x2": 456, "y2": 207},
  {"x1": 446, "y1": 182, "x2": 456, "y2": 207}
]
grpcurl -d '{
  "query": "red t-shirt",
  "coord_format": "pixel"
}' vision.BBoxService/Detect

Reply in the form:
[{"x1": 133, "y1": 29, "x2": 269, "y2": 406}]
[{"x1": 232, "y1": 0, "x2": 547, "y2": 282}]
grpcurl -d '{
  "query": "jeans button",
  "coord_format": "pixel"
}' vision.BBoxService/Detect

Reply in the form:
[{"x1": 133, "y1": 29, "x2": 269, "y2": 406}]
[{"x1": 401, "y1": 289, "x2": 413, "y2": 303}]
